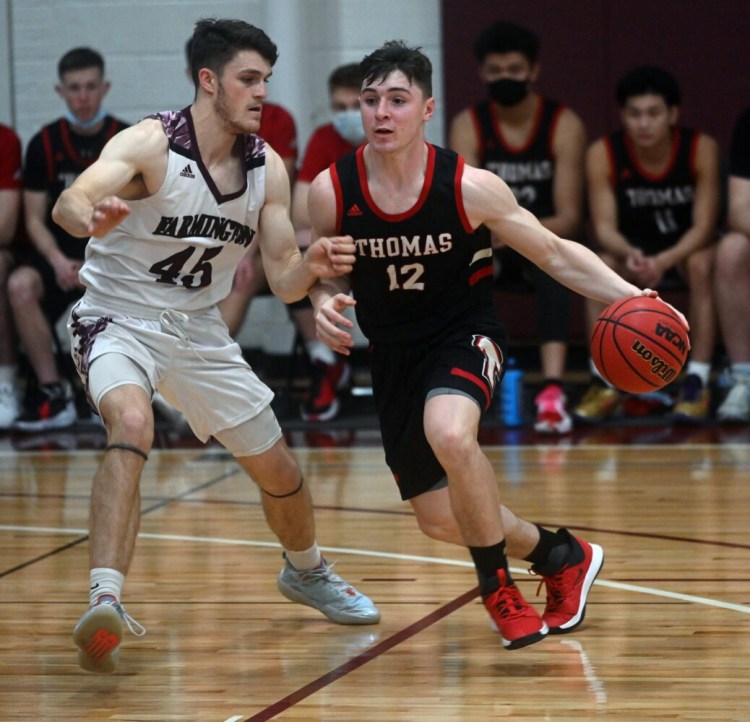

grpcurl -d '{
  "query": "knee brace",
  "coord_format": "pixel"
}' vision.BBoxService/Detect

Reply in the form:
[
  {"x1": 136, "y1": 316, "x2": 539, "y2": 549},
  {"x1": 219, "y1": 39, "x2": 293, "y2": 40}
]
[{"x1": 105, "y1": 443, "x2": 149, "y2": 462}]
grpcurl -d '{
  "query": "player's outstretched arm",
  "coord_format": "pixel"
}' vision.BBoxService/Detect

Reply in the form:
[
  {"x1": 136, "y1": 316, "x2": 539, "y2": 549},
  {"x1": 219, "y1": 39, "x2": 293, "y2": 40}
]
[
  {"x1": 52, "y1": 119, "x2": 166, "y2": 238},
  {"x1": 462, "y1": 164, "x2": 645, "y2": 305}
]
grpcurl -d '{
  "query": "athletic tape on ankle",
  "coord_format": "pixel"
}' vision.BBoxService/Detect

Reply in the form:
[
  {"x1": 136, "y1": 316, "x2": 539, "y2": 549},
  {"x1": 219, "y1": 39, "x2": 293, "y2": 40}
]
[
  {"x1": 260, "y1": 475, "x2": 304, "y2": 499},
  {"x1": 105, "y1": 444, "x2": 149, "y2": 461}
]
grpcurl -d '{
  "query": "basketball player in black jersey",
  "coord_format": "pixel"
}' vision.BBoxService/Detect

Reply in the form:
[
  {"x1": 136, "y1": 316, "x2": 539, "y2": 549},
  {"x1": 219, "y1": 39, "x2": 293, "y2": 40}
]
[
  {"x1": 307, "y1": 41, "x2": 680, "y2": 650},
  {"x1": 9, "y1": 47, "x2": 129, "y2": 431},
  {"x1": 576, "y1": 66, "x2": 720, "y2": 424},
  {"x1": 449, "y1": 21, "x2": 587, "y2": 435}
]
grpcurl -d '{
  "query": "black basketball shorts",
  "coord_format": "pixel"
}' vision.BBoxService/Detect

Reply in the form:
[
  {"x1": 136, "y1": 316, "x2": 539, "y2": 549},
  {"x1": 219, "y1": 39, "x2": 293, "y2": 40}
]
[{"x1": 370, "y1": 317, "x2": 507, "y2": 501}]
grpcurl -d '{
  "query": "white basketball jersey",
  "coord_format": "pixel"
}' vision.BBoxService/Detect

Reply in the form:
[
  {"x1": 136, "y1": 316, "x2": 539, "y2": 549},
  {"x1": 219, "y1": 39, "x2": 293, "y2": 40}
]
[{"x1": 80, "y1": 108, "x2": 266, "y2": 316}]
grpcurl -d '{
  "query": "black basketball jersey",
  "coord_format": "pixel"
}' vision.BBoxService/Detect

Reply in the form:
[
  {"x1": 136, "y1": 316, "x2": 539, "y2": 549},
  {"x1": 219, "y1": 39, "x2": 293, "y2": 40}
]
[
  {"x1": 331, "y1": 143, "x2": 494, "y2": 344},
  {"x1": 24, "y1": 116, "x2": 129, "y2": 258},
  {"x1": 471, "y1": 97, "x2": 563, "y2": 217},
  {"x1": 606, "y1": 127, "x2": 699, "y2": 251}
]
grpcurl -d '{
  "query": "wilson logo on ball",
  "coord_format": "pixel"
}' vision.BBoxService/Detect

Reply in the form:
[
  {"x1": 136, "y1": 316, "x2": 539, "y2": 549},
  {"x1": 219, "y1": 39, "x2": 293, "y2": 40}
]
[
  {"x1": 630, "y1": 340, "x2": 678, "y2": 384},
  {"x1": 591, "y1": 296, "x2": 690, "y2": 394}
]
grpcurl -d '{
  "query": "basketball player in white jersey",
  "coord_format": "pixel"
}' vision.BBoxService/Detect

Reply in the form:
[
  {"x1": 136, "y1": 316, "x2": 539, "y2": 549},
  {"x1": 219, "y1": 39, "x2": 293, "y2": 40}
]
[{"x1": 52, "y1": 18, "x2": 378, "y2": 674}]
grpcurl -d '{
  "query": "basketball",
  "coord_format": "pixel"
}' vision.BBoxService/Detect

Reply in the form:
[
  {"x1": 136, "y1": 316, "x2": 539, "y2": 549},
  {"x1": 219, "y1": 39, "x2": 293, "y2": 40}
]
[{"x1": 591, "y1": 296, "x2": 689, "y2": 394}]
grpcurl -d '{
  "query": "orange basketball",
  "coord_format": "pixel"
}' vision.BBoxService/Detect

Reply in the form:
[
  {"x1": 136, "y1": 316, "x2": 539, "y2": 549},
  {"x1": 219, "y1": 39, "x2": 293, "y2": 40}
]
[{"x1": 591, "y1": 296, "x2": 689, "y2": 394}]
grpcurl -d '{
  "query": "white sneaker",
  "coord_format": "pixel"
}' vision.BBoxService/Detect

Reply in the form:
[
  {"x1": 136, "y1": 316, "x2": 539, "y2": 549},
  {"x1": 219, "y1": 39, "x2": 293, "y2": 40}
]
[
  {"x1": 717, "y1": 377, "x2": 750, "y2": 423},
  {"x1": 73, "y1": 594, "x2": 146, "y2": 673},
  {"x1": 277, "y1": 554, "x2": 381, "y2": 625},
  {"x1": 0, "y1": 382, "x2": 19, "y2": 429}
]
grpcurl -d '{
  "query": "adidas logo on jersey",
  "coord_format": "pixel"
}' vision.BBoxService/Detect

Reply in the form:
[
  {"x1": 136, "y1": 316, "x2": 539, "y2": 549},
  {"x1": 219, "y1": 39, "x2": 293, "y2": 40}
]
[
  {"x1": 180, "y1": 164, "x2": 195, "y2": 178},
  {"x1": 346, "y1": 203, "x2": 363, "y2": 217}
]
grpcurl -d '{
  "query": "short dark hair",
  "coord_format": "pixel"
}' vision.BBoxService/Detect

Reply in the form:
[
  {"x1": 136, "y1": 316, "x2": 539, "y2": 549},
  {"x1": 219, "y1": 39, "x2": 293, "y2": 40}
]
[
  {"x1": 616, "y1": 65, "x2": 681, "y2": 107},
  {"x1": 360, "y1": 41, "x2": 432, "y2": 98},
  {"x1": 58, "y1": 47, "x2": 104, "y2": 79},
  {"x1": 473, "y1": 21, "x2": 539, "y2": 64},
  {"x1": 328, "y1": 63, "x2": 361, "y2": 94},
  {"x1": 188, "y1": 18, "x2": 278, "y2": 88}
]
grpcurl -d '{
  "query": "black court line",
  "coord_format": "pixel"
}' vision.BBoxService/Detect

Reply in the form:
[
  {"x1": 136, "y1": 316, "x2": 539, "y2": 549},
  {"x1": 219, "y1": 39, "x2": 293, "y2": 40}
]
[
  {"x1": 241, "y1": 587, "x2": 480, "y2": 722},
  {"x1": 0, "y1": 465, "x2": 243, "y2": 579}
]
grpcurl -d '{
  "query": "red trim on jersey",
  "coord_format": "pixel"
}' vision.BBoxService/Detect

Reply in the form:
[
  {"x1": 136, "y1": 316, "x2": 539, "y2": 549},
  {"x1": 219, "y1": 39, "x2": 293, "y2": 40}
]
[
  {"x1": 469, "y1": 265, "x2": 493, "y2": 286},
  {"x1": 624, "y1": 127, "x2": 682, "y2": 182},
  {"x1": 451, "y1": 367, "x2": 491, "y2": 410},
  {"x1": 41, "y1": 127, "x2": 55, "y2": 183},
  {"x1": 454, "y1": 156, "x2": 474, "y2": 233},
  {"x1": 330, "y1": 162, "x2": 344, "y2": 234},
  {"x1": 59, "y1": 118, "x2": 122, "y2": 170},
  {"x1": 492, "y1": 96, "x2": 544, "y2": 154},
  {"x1": 356, "y1": 142, "x2": 435, "y2": 221}
]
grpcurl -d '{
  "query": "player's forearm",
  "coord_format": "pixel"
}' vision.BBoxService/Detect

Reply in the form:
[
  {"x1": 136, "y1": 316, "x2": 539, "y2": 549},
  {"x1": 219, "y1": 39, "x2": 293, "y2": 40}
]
[
  {"x1": 545, "y1": 239, "x2": 642, "y2": 303},
  {"x1": 52, "y1": 187, "x2": 95, "y2": 238}
]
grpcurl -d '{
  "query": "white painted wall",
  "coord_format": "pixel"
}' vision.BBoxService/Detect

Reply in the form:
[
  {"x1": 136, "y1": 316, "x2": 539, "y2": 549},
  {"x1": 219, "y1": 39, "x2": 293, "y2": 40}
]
[
  {"x1": 4, "y1": 0, "x2": 444, "y2": 150},
  {"x1": 3, "y1": 0, "x2": 443, "y2": 354}
]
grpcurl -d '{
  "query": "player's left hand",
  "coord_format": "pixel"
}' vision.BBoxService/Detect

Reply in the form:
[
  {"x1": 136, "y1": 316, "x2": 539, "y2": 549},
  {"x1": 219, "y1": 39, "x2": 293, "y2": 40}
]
[{"x1": 88, "y1": 196, "x2": 131, "y2": 237}]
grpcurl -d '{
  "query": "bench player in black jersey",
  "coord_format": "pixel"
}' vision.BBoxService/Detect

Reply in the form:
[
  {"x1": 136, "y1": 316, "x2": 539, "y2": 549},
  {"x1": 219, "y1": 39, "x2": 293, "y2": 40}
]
[
  {"x1": 449, "y1": 21, "x2": 587, "y2": 435},
  {"x1": 576, "y1": 66, "x2": 720, "y2": 424},
  {"x1": 306, "y1": 41, "x2": 684, "y2": 651}
]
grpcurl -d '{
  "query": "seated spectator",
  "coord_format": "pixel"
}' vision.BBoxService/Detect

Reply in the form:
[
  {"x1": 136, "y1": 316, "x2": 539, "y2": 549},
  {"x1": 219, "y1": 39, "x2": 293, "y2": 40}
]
[
  {"x1": 715, "y1": 106, "x2": 750, "y2": 422},
  {"x1": 575, "y1": 66, "x2": 720, "y2": 424},
  {"x1": 449, "y1": 21, "x2": 586, "y2": 435},
  {"x1": 290, "y1": 63, "x2": 365, "y2": 421},
  {"x1": 9, "y1": 47, "x2": 129, "y2": 431},
  {"x1": 0, "y1": 123, "x2": 22, "y2": 428}
]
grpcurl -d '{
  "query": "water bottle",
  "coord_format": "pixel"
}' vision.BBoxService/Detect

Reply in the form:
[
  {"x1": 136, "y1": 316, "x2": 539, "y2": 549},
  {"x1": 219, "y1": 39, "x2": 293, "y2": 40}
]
[{"x1": 500, "y1": 357, "x2": 524, "y2": 427}]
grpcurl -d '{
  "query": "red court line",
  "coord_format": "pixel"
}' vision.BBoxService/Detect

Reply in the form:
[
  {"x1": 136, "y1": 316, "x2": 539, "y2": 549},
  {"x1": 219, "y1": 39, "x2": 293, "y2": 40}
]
[{"x1": 242, "y1": 587, "x2": 481, "y2": 722}]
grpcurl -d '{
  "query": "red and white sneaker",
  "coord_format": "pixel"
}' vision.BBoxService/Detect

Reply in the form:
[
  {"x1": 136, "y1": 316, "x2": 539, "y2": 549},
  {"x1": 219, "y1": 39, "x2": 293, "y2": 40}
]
[
  {"x1": 73, "y1": 594, "x2": 146, "y2": 673},
  {"x1": 533, "y1": 531, "x2": 604, "y2": 634},
  {"x1": 534, "y1": 383, "x2": 572, "y2": 435},
  {"x1": 301, "y1": 360, "x2": 351, "y2": 422},
  {"x1": 482, "y1": 569, "x2": 548, "y2": 650}
]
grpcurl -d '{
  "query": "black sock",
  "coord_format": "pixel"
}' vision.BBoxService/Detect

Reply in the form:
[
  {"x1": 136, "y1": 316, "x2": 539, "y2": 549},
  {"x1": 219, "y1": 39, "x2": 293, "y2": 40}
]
[
  {"x1": 469, "y1": 540, "x2": 510, "y2": 595},
  {"x1": 525, "y1": 527, "x2": 583, "y2": 575},
  {"x1": 524, "y1": 525, "x2": 561, "y2": 566}
]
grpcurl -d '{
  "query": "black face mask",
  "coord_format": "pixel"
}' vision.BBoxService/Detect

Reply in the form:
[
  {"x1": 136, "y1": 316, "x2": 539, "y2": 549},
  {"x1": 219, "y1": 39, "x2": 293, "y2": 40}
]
[{"x1": 487, "y1": 77, "x2": 529, "y2": 107}]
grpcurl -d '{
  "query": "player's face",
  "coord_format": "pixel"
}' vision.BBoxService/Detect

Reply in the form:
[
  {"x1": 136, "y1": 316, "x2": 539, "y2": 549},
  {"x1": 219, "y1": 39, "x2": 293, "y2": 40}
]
[
  {"x1": 330, "y1": 86, "x2": 360, "y2": 112},
  {"x1": 214, "y1": 50, "x2": 271, "y2": 135},
  {"x1": 479, "y1": 52, "x2": 538, "y2": 83},
  {"x1": 359, "y1": 70, "x2": 434, "y2": 152},
  {"x1": 56, "y1": 67, "x2": 109, "y2": 123},
  {"x1": 621, "y1": 94, "x2": 679, "y2": 149}
]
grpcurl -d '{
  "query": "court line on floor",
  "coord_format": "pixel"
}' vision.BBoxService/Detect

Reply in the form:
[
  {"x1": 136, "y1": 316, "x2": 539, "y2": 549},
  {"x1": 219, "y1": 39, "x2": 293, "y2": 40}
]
[{"x1": 2, "y1": 524, "x2": 748, "y2": 615}]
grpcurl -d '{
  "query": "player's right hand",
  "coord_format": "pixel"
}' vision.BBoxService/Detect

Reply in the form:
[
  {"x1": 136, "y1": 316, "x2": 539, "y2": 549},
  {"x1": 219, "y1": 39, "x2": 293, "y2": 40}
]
[{"x1": 315, "y1": 292, "x2": 356, "y2": 355}]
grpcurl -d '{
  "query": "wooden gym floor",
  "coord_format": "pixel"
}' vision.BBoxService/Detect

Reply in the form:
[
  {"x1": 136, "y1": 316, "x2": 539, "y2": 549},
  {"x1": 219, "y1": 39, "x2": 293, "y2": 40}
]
[{"x1": 1, "y1": 383, "x2": 749, "y2": 721}]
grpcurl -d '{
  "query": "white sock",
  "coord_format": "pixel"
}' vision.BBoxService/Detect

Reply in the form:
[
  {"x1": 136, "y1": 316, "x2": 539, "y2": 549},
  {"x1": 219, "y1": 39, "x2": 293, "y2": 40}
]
[
  {"x1": 0, "y1": 365, "x2": 17, "y2": 385},
  {"x1": 285, "y1": 543, "x2": 322, "y2": 571},
  {"x1": 685, "y1": 361, "x2": 711, "y2": 385},
  {"x1": 305, "y1": 340, "x2": 336, "y2": 366},
  {"x1": 89, "y1": 567, "x2": 124, "y2": 606}
]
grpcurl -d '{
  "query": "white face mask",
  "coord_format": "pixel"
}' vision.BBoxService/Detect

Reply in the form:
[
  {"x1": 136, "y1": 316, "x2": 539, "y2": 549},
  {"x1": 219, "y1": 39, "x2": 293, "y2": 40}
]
[
  {"x1": 332, "y1": 108, "x2": 365, "y2": 145},
  {"x1": 64, "y1": 107, "x2": 107, "y2": 130}
]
